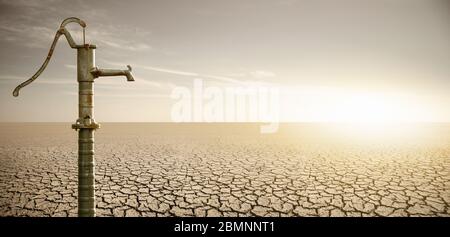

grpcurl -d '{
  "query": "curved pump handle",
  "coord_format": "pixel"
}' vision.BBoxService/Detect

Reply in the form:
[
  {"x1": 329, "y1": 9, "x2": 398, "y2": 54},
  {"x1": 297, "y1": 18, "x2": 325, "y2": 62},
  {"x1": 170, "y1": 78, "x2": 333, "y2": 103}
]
[
  {"x1": 13, "y1": 17, "x2": 86, "y2": 97},
  {"x1": 61, "y1": 17, "x2": 86, "y2": 28}
]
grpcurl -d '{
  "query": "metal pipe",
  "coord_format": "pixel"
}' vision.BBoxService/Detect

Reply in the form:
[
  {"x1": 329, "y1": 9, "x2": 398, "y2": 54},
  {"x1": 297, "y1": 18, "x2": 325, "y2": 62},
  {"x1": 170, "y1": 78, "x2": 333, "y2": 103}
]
[
  {"x1": 78, "y1": 128, "x2": 95, "y2": 216},
  {"x1": 72, "y1": 45, "x2": 98, "y2": 217}
]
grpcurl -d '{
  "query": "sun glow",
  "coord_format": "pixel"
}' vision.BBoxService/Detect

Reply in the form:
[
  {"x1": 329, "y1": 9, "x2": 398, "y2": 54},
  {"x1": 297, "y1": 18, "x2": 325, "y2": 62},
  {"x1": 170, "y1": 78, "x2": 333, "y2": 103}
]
[
  {"x1": 280, "y1": 86, "x2": 441, "y2": 141},
  {"x1": 283, "y1": 86, "x2": 438, "y2": 123}
]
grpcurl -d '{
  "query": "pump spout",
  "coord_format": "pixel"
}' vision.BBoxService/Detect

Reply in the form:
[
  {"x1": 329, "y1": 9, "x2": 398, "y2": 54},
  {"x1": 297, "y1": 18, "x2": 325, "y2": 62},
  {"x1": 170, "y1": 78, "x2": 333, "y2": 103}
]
[{"x1": 91, "y1": 65, "x2": 134, "y2": 81}]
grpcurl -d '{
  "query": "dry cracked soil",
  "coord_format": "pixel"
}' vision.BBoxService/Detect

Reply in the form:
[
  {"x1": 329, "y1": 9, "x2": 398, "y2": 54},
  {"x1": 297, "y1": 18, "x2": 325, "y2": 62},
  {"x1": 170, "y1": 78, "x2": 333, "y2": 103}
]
[{"x1": 0, "y1": 123, "x2": 449, "y2": 217}]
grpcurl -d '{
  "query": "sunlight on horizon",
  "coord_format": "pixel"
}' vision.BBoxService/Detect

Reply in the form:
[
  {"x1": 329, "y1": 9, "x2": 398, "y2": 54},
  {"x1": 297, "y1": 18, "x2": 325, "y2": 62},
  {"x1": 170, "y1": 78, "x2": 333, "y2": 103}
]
[{"x1": 282, "y1": 86, "x2": 442, "y2": 123}]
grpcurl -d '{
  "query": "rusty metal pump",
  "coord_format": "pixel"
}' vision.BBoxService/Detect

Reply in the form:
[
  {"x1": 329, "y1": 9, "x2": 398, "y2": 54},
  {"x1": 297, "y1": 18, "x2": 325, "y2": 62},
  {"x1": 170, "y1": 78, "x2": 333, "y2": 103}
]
[{"x1": 12, "y1": 17, "x2": 135, "y2": 217}]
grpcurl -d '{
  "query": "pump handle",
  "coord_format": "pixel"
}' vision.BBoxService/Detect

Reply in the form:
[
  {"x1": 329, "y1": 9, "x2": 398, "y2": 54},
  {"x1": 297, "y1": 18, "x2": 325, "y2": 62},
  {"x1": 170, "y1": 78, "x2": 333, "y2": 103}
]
[{"x1": 13, "y1": 17, "x2": 86, "y2": 97}]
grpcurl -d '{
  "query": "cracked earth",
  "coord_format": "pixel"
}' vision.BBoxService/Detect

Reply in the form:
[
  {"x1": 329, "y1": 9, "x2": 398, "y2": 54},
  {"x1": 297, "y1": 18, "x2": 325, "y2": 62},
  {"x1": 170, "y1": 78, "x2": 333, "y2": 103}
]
[{"x1": 0, "y1": 123, "x2": 449, "y2": 217}]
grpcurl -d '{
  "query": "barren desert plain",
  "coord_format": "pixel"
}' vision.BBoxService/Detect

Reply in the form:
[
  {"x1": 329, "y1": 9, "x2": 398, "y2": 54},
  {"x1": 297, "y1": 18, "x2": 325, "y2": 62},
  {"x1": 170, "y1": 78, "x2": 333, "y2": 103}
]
[{"x1": 0, "y1": 123, "x2": 449, "y2": 217}]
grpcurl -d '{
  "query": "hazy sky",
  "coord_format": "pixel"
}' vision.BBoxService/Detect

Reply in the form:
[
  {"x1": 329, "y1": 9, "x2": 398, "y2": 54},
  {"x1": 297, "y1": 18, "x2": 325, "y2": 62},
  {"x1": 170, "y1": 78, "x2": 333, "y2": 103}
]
[{"x1": 0, "y1": 0, "x2": 449, "y2": 122}]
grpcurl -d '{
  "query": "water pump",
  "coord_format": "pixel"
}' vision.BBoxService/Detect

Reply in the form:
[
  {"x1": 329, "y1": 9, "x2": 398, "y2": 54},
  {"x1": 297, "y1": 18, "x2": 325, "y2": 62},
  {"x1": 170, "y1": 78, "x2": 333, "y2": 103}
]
[{"x1": 13, "y1": 17, "x2": 135, "y2": 217}]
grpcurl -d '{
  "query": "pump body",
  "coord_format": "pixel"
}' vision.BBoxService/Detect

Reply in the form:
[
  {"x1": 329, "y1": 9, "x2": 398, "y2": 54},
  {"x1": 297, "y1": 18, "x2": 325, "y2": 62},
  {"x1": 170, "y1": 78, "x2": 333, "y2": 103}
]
[{"x1": 72, "y1": 45, "x2": 98, "y2": 217}]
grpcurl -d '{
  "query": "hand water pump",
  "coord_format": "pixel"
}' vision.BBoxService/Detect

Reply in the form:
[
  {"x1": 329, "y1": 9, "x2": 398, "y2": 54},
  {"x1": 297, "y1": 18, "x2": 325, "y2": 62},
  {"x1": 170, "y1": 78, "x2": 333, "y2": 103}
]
[{"x1": 12, "y1": 17, "x2": 135, "y2": 217}]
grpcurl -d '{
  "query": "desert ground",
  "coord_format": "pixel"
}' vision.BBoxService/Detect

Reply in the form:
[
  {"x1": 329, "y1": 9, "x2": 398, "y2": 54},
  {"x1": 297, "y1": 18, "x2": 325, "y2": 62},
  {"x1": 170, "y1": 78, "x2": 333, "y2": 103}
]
[{"x1": 0, "y1": 123, "x2": 449, "y2": 217}]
